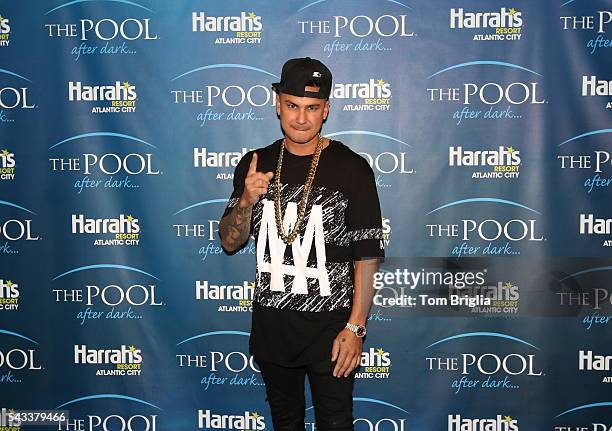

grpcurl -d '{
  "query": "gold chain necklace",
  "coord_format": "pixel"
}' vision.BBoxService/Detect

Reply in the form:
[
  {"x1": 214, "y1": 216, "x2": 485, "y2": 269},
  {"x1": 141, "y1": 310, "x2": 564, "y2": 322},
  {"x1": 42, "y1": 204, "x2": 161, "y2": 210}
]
[{"x1": 274, "y1": 134, "x2": 324, "y2": 245}]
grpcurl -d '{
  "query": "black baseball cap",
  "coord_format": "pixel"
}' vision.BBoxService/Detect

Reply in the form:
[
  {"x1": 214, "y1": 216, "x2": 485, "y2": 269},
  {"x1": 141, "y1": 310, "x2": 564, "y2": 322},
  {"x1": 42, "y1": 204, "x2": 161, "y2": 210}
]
[{"x1": 272, "y1": 57, "x2": 332, "y2": 100}]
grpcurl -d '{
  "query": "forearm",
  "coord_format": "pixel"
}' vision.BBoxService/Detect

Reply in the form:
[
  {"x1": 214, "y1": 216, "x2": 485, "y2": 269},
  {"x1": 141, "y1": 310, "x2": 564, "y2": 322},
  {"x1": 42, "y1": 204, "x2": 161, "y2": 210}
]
[
  {"x1": 218, "y1": 198, "x2": 253, "y2": 253},
  {"x1": 348, "y1": 258, "x2": 380, "y2": 325}
]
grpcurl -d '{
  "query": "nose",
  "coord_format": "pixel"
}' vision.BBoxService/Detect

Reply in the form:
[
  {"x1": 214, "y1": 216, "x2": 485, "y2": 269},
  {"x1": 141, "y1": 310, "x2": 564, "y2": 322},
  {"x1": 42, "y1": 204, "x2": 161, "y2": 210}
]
[{"x1": 296, "y1": 108, "x2": 307, "y2": 124}]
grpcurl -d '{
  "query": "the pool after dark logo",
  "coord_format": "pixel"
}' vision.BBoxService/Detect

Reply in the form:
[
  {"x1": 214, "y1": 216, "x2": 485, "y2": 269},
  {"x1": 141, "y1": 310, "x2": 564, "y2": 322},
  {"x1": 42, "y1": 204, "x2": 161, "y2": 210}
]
[
  {"x1": 0, "y1": 329, "x2": 44, "y2": 384},
  {"x1": 0, "y1": 69, "x2": 36, "y2": 124},
  {"x1": 44, "y1": 0, "x2": 159, "y2": 61},
  {"x1": 55, "y1": 394, "x2": 160, "y2": 431},
  {"x1": 425, "y1": 332, "x2": 543, "y2": 394},
  {"x1": 48, "y1": 132, "x2": 161, "y2": 194},
  {"x1": 176, "y1": 330, "x2": 264, "y2": 391},
  {"x1": 173, "y1": 198, "x2": 255, "y2": 262},
  {"x1": 427, "y1": 61, "x2": 546, "y2": 126},
  {"x1": 0, "y1": 200, "x2": 41, "y2": 255},
  {"x1": 560, "y1": 7, "x2": 612, "y2": 54},
  {"x1": 557, "y1": 129, "x2": 612, "y2": 194},
  {"x1": 52, "y1": 264, "x2": 164, "y2": 325},
  {"x1": 171, "y1": 64, "x2": 276, "y2": 128},
  {"x1": 296, "y1": 0, "x2": 416, "y2": 58},
  {"x1": 425, "y1": 198, "x2": 545, "y2": 257}
]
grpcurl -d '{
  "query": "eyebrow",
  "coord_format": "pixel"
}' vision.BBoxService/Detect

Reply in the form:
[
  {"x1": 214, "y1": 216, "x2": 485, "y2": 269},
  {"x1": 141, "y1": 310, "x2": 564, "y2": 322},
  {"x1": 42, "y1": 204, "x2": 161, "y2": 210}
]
[{"x1": 285, "y1": 100, "x2": 323, "y2": 108}]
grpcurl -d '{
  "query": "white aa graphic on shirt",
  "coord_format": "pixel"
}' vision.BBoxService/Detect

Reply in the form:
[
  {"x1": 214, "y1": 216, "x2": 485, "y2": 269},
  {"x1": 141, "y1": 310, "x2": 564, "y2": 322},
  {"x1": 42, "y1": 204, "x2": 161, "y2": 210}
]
[{"x1": 256, "y1": 199, "x2": 331, "y2": 296}]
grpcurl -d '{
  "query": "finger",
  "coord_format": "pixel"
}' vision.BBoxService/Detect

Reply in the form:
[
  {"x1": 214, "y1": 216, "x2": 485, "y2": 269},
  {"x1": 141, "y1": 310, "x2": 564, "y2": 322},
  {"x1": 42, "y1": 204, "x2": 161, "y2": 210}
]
[
  {"x1": 345, "y1": 356, "x2": 360, "y2": 377},
  {"x1": 331, "y1": 339, "x2": 340, "y2": 362},
  {"x1": 265, "y1": 171, "x2": 274, "y2": 180},
  {"x1": 247, "y1": 172, "x2": 271, "y2": 183},
  {"x1": 248, "y1": 152, "x2": 258, "y2": 174},
  {"x1": 339, "y1": 351, "x2": 354, "y2": 376},
  {"x1": 334, "y1": 350, "x2": 349, "y2": 377},
  {"x1": 251, "y1": 187, "x2": 269, "y2": 196}
]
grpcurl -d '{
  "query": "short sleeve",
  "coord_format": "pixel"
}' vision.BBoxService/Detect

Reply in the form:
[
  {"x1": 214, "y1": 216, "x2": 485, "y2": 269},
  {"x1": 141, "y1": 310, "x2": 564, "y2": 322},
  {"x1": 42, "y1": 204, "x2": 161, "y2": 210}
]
[
  {"x1": 346, "y1": 159, "x2": 385, "y2": 261},
  {"x1": 221, "y1": 151, "x2": 254, "y2": 218}
]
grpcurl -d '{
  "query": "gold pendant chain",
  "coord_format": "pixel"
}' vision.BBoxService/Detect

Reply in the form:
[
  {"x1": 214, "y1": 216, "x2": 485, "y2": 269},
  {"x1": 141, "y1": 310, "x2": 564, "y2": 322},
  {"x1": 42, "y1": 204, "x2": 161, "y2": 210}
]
[{"x1": 274, "y1": 134, "x2": 324, "y2": 245}]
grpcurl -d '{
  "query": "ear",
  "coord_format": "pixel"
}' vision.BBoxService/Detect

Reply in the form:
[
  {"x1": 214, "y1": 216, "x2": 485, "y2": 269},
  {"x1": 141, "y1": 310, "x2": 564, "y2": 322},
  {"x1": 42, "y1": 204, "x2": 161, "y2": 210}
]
[
  {"x1": 323, "y1": 100, "x2": 330, "y2": 120},
  {"x1": 275, "y1": 94, "x2": 281, "y2": 115}
]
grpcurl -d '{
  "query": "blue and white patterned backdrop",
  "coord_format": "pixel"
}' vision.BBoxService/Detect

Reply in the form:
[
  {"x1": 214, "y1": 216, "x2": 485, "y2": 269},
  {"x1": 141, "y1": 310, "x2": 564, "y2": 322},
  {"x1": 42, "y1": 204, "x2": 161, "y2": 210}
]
[{"x1": 1, "y1": 0, "x2": 612, "y2": 430}]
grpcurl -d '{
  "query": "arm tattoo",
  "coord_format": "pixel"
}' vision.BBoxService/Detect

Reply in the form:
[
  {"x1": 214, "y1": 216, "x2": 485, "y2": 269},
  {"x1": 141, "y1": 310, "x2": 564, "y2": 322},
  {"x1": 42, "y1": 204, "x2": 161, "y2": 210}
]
[{"x1": 219, "y1": 204, "x2": 253, "y2": 252}]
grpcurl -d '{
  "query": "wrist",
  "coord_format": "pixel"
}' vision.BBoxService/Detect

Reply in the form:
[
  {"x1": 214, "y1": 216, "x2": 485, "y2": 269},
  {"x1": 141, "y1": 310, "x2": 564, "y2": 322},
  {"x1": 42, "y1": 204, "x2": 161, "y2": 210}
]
[
  {"x1": 238, "y1": 196, "x2": 252, "y2": 209},
  {"x1": 345, "y1": 322, "x2": 367, "y2": 338}
]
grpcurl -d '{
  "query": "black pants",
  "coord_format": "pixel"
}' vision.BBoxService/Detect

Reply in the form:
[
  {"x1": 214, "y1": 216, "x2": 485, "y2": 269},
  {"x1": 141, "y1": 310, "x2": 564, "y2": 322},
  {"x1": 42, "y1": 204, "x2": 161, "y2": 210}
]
[{"x1": 256, "y1": 358, "x2": 355, "y2": 431}]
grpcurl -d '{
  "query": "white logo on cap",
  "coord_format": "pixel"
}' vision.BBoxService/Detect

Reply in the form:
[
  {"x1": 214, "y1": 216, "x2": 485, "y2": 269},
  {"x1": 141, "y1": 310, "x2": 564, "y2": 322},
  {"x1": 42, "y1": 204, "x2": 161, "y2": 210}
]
[{"x1": 312, "y1": 71, "x2": 321, "y2": 78}]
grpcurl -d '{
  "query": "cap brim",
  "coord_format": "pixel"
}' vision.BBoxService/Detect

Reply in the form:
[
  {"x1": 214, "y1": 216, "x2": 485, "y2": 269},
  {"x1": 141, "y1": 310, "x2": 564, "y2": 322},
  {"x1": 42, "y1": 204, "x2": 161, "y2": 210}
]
[{"x1": 271, "y1": 83, "x2": 328, "y2": 99}]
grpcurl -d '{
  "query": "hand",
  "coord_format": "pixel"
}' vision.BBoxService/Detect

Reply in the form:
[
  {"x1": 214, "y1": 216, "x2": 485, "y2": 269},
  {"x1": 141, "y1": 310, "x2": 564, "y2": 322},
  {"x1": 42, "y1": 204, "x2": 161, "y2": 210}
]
[
  {"x1": 240, "y1": 152, "x2": 274, "y2": 207},
  {"x1": 331, "y1": 328, "x2": 362, "y2": 378}
]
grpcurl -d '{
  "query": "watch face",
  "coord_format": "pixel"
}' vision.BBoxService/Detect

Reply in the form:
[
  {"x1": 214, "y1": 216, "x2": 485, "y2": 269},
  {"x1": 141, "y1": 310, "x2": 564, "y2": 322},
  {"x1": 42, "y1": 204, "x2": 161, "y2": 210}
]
[{"x1": 356, "y1": 326, "x2": 366, "y2": 337}]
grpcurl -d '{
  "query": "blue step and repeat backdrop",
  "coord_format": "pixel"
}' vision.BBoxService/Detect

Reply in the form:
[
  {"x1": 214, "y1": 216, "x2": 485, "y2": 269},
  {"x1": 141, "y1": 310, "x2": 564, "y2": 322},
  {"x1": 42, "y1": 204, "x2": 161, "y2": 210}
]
[{"x1": 1, "y1": 0, "x2": 612, "y2": 430}]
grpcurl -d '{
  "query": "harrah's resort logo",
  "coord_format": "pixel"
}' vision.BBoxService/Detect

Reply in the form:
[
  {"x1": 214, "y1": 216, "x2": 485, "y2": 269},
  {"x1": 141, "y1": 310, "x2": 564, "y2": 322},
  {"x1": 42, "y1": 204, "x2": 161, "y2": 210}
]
[
  {"x1": 44, "y1": 0, "x2": 158, "y2": 61},
  {"x1": 449, "y1": 146, "x2": 521, "y2": 180},
  {"x1": 0, "y1": 278, "x2": 19, "y2": 311},
  {"x1": 68, "y1": 80, "x2": 137, "y2": 113},
  {"x1": 0, "y1": 14, "x2": 10, "y2": 47},
  {"x1": 450, "y1": 281, "x2": 520, "y2": 315},
  {"x1": 425, "y1": 332, "x2": 544, "y2": 395},
  {"x1": 198, "y1": 409, "x2": 265, "y2": 430},
  {"x1": 296, "y1": 0, "x2": 415, "y2": 58},
  {"x1": 579, "y1": 350, "x2": 612, "y2": 383},
  {"x1": 194, "y1": 147, "x2": 252, "y2": 181},
  {"x1": 355, "y1": 347, "x2": 391, "y2": 379},
  {"x1": 195, "y1": 280, "x2": 254, "y2": 312},
  {"x1": 450, "y1": 7, "x2": 523, "y2": 41},
  {"x1": 427, "y1": 61, "x2": 546, "y2": 126},
  {"x1": 448, "y1": 414, "x2": 518, "y2": 431},
  {"x1": 579, "y1": 214, "x2": 612, "y2": 247},
  {"x1": 171, "y1": 64, "x2": 276, "y2": 128},
  {"x1": 425, "y1": 198, "x2": 545, "y2": 257},
  {"x1": 582, "y1": 75, "x2": 612, "y2": 110},
  {"x1": 49, "y1": 132, "x2": 161, "y2": 194},
  {"x1": 74, "y1": 344, "x2": 143, "y2": 376},
  {"x1": 0, "y1": 149, "x2": 15, "y2": 181},
  {"x1": 560, "y1": 8, "x2": 612, "y2": 54},
  {"x1": 331, "y1": 78, "x2": 392, "y2": 111},
  {"x1": 71, "y1": 213, "x2": 140, "y2": 246},
  {"x1": 192, "y1": 11, "x2": 263, "y2": 45}
]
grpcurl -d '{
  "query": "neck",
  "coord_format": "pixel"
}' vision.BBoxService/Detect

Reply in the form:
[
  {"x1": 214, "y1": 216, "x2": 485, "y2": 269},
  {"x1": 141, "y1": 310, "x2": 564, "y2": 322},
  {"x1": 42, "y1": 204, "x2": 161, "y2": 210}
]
[{"x1": 284, "y1": 134, "x2": 321, "y2": 156}]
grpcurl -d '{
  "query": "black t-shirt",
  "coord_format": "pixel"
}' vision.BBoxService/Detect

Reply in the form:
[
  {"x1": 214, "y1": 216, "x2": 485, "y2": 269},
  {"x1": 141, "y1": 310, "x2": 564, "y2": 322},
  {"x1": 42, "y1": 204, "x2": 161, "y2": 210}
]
[{"x1": 223, "y1": 139, "x2": 384, "y2": 366}]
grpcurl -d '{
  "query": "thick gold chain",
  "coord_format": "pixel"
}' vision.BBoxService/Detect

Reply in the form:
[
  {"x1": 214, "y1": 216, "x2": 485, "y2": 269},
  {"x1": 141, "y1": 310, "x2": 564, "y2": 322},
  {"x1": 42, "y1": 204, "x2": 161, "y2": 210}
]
[{"x1": 274, "y1": 134, "x2": 324, "y2": 245}]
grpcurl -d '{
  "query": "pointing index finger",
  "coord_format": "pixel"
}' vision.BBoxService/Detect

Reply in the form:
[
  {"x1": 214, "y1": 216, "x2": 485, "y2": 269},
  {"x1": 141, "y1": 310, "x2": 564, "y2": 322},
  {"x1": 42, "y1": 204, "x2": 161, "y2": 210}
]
[{"x1": 248, "y1": 152, "x2": 258, "y2": 174}]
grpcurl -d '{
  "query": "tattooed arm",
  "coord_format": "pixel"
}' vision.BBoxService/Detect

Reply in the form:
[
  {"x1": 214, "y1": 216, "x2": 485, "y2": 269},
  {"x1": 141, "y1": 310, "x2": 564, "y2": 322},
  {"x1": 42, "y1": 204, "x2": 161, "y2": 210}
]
[
  {"x1": 219, "y1": 152, "x2": 273, "y2": 253},
  {"x1": 219, "y1": 200, "x2": 254, "y2": 253}
]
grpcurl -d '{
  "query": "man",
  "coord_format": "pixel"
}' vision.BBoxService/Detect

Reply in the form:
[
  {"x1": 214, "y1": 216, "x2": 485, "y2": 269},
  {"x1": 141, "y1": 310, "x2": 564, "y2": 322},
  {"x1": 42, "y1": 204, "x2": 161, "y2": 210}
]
[{"x1": 218, "y1": 57, "x2": 384, "y2": 431}]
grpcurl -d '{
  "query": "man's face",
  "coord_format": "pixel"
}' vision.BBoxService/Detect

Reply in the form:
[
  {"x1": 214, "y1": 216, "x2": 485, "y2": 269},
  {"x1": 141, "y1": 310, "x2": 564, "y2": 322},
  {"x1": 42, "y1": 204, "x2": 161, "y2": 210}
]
[{"x1": 276, "y1": 92, "x2": 329, "y2": 145}]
